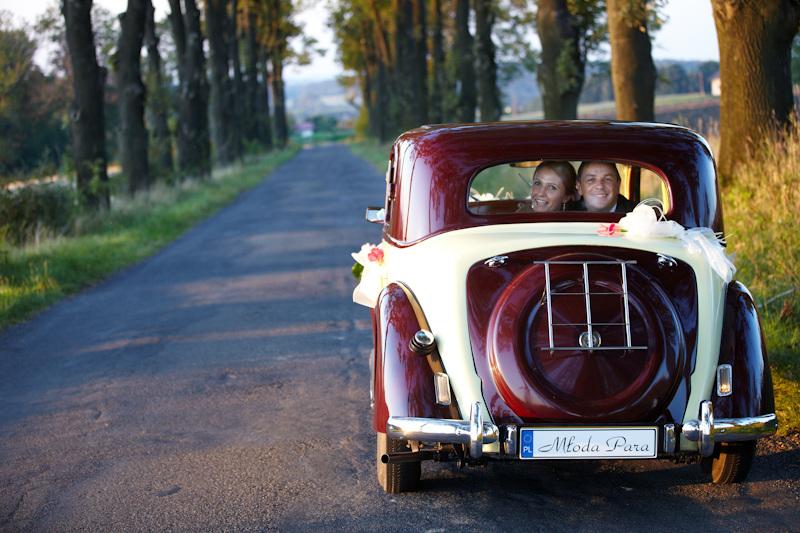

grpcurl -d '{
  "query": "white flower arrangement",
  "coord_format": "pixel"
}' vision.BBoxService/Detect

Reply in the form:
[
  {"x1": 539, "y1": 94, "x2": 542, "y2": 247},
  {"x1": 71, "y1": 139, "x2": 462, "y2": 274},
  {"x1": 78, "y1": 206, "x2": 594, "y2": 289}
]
[{"x1": 351, "y1": 242, "x2": 388, "y2": 307}]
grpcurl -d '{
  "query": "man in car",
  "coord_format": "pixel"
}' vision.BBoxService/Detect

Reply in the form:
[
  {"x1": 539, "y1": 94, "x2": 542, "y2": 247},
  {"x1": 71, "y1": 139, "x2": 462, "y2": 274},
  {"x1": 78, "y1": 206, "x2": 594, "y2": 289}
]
[{"x1": 569, "y1": 161, "x2": 636, "y2": 213}]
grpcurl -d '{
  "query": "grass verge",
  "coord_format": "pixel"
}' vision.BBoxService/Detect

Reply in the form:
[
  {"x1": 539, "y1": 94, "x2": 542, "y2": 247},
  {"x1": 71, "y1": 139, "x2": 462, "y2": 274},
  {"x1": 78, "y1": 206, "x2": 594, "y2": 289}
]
[
  {"x1": 349, "y1": 138, "x2": 800, "y2": 433},
  {"x1": 0, "y1": 148, "x2": 297, "y2": 329}
]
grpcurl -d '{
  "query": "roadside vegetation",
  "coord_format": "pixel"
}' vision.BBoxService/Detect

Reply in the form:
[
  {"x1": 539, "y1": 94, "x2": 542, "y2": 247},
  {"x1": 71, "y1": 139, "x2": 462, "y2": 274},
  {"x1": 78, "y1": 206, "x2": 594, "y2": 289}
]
[
  {"x1": 349, "y1": 136, "x2": 800, "y2": 434},
  {"x1": 0, "y1": 148, "x2": 297, "y2": 329}
]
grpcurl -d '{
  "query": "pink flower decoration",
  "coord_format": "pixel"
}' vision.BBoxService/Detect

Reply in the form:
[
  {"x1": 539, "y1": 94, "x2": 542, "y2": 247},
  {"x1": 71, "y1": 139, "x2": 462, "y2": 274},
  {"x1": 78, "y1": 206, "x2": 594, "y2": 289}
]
[
  {"x1": 367, "y1": 247, "x2": 385, "y2": 263},
  {"x1": 597, "y1": 223, "x2": 623, "y2": 237}
]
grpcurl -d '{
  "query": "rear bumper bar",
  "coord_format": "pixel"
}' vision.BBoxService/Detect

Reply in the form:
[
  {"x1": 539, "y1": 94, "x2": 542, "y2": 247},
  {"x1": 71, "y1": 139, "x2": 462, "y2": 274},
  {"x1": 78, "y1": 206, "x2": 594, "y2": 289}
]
[
  {"x1": 387, "y1": 402, "x2": 499, "y2": 459},
  {"x1": 387, "y1": 400, "x2": 777, "y2": 460},
  {"x1": 682, "y1": 400, "x2": 777, "y2": 456}
]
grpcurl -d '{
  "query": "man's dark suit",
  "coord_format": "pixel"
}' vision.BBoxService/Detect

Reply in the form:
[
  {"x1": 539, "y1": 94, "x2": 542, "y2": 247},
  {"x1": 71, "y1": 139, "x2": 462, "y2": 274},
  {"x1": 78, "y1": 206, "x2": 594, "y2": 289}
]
[{"x1": 566, "y1": 195, "x2": 637, "y2": 213}]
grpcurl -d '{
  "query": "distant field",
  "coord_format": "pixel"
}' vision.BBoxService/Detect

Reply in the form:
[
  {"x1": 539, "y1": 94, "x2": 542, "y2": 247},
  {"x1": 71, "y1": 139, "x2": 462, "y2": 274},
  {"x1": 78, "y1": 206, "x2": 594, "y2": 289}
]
[{"x1": 509, "y1": 93, "x2": 721, "y2": 137}]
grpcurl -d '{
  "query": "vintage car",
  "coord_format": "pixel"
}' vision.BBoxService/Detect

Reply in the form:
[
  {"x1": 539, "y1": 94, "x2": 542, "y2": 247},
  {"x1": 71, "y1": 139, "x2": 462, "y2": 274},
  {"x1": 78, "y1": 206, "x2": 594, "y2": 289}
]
[{"x1": 352, "y1": 121, "x2": 777, "y2": 494}]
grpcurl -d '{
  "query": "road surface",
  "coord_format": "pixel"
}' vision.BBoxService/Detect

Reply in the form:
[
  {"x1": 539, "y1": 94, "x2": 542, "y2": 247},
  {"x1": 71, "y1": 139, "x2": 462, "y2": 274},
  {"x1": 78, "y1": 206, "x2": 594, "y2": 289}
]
[{"x1": 1, "y1": 145, "x2": 798, "y2": 531}]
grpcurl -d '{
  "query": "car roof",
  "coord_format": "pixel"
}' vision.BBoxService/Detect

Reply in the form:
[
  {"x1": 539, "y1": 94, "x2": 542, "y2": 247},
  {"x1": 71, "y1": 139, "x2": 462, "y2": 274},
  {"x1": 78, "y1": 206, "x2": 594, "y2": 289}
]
[{"x1": 384, "y1": 121, "x2": 721, "y2": 246}]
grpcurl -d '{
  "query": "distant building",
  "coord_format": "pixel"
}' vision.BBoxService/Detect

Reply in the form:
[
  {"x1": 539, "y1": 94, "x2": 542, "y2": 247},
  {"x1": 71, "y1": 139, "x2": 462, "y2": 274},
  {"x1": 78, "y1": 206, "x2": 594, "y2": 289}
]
[
  {"x1": 710, "y1": 72, "x2": 721, "y2": 97},
  {"x1": 296, "y1": 121, "x2": 314, "y2": 139}
]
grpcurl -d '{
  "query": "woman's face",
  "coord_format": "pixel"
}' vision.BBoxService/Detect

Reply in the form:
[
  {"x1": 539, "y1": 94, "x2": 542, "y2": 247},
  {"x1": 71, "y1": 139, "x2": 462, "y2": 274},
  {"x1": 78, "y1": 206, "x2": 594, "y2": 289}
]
[{"x1": 531, "y1": 168, "x2": 570, "y2": 212}]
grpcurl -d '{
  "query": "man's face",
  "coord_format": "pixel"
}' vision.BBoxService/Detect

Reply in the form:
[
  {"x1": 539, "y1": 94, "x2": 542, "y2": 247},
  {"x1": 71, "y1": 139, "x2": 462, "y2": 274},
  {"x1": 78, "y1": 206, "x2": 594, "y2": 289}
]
[{"x1": 577, "y1": 163, "x2": 620, "y2": 212}]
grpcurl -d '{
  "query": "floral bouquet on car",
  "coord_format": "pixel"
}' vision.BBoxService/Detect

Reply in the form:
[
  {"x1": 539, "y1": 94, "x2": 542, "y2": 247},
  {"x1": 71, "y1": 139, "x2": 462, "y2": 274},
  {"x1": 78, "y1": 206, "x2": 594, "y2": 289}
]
[{"x1": 351, "y1": 242, "x2": 387, "y2": 307}]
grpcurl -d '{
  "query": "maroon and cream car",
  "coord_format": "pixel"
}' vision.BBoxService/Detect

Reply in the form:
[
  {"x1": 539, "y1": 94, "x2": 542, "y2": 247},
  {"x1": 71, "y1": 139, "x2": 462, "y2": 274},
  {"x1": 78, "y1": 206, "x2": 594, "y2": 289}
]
[{"x1": 354, "y1": 121, "x2": 777, "y2": 494}]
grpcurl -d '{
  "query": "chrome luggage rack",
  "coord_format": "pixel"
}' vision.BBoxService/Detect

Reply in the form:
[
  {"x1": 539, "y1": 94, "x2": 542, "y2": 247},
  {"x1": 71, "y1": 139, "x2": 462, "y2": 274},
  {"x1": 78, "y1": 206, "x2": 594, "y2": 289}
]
[{"x1": 533, "y1": 260, "x2": 647, "y2": 352}]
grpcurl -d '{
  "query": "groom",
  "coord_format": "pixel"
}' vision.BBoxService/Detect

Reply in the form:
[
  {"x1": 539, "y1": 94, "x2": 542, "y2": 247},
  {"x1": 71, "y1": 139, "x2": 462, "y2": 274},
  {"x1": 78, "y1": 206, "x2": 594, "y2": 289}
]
[{"x1": 568, "y1": 161, "x2": 636, "y2": 213}]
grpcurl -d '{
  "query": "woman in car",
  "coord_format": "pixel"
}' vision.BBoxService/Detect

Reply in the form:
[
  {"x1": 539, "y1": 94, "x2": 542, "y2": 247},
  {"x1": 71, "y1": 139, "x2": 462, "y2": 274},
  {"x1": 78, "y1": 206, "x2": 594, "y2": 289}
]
[{"x1": 530, "y1": 161, "x2": 577, "y2": 212}]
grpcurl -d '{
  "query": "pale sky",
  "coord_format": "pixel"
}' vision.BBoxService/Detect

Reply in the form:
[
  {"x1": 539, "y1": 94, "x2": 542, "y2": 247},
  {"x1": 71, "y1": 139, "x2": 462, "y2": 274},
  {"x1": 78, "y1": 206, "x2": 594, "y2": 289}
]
[{"x1": 2, "y1": 0, "x2": 720, "y2": 83}]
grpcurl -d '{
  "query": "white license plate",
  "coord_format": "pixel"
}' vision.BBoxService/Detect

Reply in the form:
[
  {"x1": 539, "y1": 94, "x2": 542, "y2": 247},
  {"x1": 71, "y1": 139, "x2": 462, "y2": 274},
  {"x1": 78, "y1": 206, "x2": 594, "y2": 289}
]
[{"x1": 519, "y1": 427, "x2": 658, "y2": 460}]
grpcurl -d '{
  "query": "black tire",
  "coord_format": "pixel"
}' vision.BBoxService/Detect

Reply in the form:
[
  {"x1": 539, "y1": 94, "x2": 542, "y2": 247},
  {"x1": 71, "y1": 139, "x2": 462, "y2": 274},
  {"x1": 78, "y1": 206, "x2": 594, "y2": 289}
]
[
  {"x1": 376, "y1": 432, "x2": 421, "y2": 494},
  {"x1": 701, "y1": 441, "x2": 756, "y2": 484}
]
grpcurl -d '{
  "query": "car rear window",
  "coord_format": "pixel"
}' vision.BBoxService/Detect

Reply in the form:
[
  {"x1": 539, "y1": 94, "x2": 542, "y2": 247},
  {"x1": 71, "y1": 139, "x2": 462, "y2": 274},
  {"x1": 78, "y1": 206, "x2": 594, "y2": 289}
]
[{"x1": 468, "y1": 160, "x2": 671, "y2": 216}]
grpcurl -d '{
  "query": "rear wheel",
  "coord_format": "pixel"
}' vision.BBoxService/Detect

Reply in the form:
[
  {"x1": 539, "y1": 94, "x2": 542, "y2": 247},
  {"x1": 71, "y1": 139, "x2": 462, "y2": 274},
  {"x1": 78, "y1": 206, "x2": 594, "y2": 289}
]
[
  {"x1": 376, "y1": 432, "x2": 421, "y2": 493},
  {"x1": 701, "y1": 441, "x2": 756, "y2": 484}
]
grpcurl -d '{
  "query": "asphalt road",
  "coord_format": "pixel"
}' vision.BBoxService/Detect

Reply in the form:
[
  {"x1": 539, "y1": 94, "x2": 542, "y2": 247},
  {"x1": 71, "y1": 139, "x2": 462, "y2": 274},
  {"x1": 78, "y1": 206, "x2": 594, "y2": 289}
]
[{"x1": 1, "y1": 145, "x2": 798, "y2": 532}]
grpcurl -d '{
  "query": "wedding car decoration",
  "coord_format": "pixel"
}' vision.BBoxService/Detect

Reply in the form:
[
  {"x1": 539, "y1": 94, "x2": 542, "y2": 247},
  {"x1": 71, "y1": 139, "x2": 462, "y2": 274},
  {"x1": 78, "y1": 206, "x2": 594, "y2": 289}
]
[{"x1": 355, "y1": 121, "x2": 776, "y2": 494}]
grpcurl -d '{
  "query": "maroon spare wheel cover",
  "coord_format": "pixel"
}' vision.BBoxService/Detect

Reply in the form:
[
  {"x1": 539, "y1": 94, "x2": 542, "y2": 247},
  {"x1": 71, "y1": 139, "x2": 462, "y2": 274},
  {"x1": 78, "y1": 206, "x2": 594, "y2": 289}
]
[{"x1": 487, "y1": 252, "x2": 685, "y2": 420}]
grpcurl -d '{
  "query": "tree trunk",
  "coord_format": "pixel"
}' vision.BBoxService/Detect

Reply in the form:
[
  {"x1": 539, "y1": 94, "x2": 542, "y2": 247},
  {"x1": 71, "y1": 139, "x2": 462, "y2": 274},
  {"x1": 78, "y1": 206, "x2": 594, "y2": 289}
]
[
  {"x1": 144, "y1": 0, "x2": 173, "y2": 176},
  {"x1": 180, "y1": 0, "x2": 211, "y2": 177},
  {"x1": 62, "y1": 0, "x2": 110, "y2": 209},
  {"x1": 257, "y1": 45, "x2": 274, "y2": 149},
  {"x1": 474, "y1": 0, "x2": 501, "y2": 121},
  {"x1": 429, "y1": 0, "x2": 444, "y2": 123},
  {"x1": 271, "y1": 52, "x2": 288, "y2": 147},
  {"x1": 228, "y1": 0, "x2": 244, "y2": 159},
  {"x1": 411, "y1": 0, "x2": 429, "y2": 126},
  {"x1": 393, "y1": 0, "x2": 418, "y2": 131},
  {"x1": 244, "y1": 10, "x2": 260, "y2": 143},
  {"x1": 711, "y1": 0, "x2": 800, "y2": 181},
  {"x1": 117, "y1": 0, "x2": 150, "y2": 194},
  {"x1": 454, "y1": 0, "x2": 476, "y2": 122},
  {"x1": 269, "y1": 0, "x2": 288, "y2": 147},
  {"x1": 206, "y1": 0, "x2": 235, "y2": 165},
  {"x1": 607, "y1": 0, "x2": 655, "y2": 121},
  {"x1": 536, "y1": 0, "x2": 584, "y2": 119}
]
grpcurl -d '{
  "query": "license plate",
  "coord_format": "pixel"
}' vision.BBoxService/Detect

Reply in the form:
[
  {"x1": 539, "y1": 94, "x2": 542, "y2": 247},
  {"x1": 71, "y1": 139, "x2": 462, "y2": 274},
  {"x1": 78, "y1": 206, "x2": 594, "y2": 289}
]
[{"x1": 519, "y1": 427, "x2": 658, "y2": 460}]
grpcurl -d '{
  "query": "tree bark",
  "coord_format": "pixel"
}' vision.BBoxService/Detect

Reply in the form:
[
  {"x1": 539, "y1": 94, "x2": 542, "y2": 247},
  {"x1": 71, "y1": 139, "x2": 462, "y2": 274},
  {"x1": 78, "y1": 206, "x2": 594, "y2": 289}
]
[
  {"x1": 244, "y1": 10, "x2": 260, "y2": 143},
  {"x1": 228, "y1": 0, "x2": 244, "y2": 159},
  {"x1": 206, "y1": 0, "x2": 235, "y2": 165},
  {"x1": 269, "y1": 0, "x2": 288, "y2": 147},
  {"x1": 117, "y1": 0, "x2": 150, "y2": 194},
  {"x1": 257, "y1": 45, "x2": 274, "y2": 149},
  {"x1": 144, "y1": 0, "x2": 173, "y2": 175},
  {"x1": 536, "y1": 0, "x2": 584, "y2": 119},
  {"x1": 393, "y1": 0, "x2": 418, "y2": 131},
  {"x1": 454, "y1": 0, "x2": 476, "y2": 122},
  {"x1": 412, "y1": 0, "x2": 429, "y2": 126},
  {"x1": 711, "y1": 0, "x2": 800, "y2": 181},
  {"x1": 180, "y1": 0, "x2": 211, "y2": 176},
  {"x1": 474, "y1": 0, "x2": 501, "y2": 121},
  {"x1": 62, "y1": 0, "x2": 110, "y2": 209},
  {"x1": 607, "y1": 0, "x2": 655, "y2": 121},
  {"x1": 429, "y1": 0, "x2": 445, "y2": 123}
]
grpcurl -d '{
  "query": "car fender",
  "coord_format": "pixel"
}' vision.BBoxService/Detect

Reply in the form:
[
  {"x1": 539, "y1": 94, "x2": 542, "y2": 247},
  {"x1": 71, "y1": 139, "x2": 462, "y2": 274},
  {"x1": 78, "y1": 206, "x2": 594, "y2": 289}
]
[
  {"x1": 372, "y1": 282, "x2": 460, "y2": 433},
  {"x1": 712, "y1": 281, "x2": 775, "y2": 418}
]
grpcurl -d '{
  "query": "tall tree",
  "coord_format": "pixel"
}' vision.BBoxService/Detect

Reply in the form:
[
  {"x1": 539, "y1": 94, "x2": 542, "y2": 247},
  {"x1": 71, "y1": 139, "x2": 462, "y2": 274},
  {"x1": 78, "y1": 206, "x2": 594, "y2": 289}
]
[
  {"x1": 452, "y1": 0, "x2": 476, "y2": 121},
  {"x1": 169, "y1": 0, "x2": 211, "y2": 177},
  {"x1": 535, "y1": 0, "x2": 604, "y2": 119},
  {"x1": 474, "y1": 0, "x2": 501, "y2": 121},
  {"x1": 228, "y1": 0, "x2": 244, "y2": 159},
  {"x1": 607, "y1": 0, "x2": 657, "y2": 121},
  {"x1": 143, "y1": 0, "x2": 173, "y2": 175},
  {"x1": 62, "y1": 0, "x2": 110, "y2": 209},
  {"x1": 429, "y1": 0, "x2": 445, "y2": 123},
  {"x1": 206, "y1": 0, "x2": 236, "y2": 164},
  {"x1": 243, "y1": 9, "x2": 262, "y2": 143},
  {"x1": 393, "y1": 0, "x2": 421, "y2": 130},
  {"x1": 711, "y1": 0, "x2": 800, "y2": 180},
  {"x1": 257, "y1": 45, "x2": 275, "y2": 148},
  {"x1": 116, "y1": 0, "x2": 150, "y2": 193}
]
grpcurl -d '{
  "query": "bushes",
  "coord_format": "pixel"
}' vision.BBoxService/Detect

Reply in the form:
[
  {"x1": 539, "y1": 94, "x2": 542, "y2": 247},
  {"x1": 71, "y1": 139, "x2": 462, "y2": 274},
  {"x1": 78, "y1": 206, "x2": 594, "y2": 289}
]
[{"x1": 0, "y1": 181, "x2": 76, "y2": 245}]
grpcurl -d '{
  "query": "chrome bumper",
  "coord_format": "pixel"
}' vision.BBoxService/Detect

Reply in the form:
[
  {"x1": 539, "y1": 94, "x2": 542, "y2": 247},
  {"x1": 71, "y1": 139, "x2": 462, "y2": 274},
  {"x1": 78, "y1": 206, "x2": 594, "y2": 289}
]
[
  {"x1": 682, "y1": 400, "x2": 778, "y2": 456},
  {"x1": 387, "y1": 402, "x2": 499, "y2": 459}
]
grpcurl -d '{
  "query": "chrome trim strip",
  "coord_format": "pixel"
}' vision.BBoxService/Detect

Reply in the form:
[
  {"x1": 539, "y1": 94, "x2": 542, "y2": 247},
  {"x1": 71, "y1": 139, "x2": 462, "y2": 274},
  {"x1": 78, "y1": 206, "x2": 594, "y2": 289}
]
[
  {"x1": 469, "y1": 402, "x2": 484, "y2": 459},
  {"x1": 504, "y1": 425, "x2": 518, "y2": 456},
  {"x1": 544, "y1": 262, "x2": 554, "y2": 349},
  {"x1": 582, "y1": 263, "x2": 594, "y2": 348},
  {"x1": 663, "y1": 423, "x2": 676, "y2": 453},
  {"x1": 621, "y1": 262, "x2": 633, "y2": 347}
]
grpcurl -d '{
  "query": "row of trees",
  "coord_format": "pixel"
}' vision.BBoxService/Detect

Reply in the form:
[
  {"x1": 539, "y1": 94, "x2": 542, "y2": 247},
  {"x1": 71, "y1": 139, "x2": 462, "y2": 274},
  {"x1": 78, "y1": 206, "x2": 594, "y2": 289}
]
[
  {"x1": 60, "y1": 0, "x2": 306, "y2": 209},
  {"x1": 332, "y1": 0, "x2": 800, "y2": 181}
]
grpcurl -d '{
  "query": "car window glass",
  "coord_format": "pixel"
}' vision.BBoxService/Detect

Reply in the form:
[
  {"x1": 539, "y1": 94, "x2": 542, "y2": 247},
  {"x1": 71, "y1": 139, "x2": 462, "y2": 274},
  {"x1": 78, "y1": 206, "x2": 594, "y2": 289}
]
[{"x1": 468, "y1": 160, "x2": 670, "y2": 216}]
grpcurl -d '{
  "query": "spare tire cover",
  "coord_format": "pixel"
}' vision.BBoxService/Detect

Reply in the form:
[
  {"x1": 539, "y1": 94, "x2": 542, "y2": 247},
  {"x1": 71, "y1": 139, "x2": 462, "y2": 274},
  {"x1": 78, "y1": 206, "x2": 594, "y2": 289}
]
[{"x1": 487, "y1": 252, "x2": 685, "y2": 420}]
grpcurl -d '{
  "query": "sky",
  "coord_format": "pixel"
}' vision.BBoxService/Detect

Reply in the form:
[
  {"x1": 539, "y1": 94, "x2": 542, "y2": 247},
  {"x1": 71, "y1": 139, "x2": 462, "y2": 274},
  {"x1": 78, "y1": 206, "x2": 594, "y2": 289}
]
[{"x1": 2, "y1": 0, "x2": 720, "y2": 83}]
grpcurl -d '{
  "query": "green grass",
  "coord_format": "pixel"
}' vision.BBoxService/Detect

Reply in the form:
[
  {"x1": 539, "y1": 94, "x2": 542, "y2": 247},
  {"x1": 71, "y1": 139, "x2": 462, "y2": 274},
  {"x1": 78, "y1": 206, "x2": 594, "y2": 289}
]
[
  {"x1": 0, "y1": 148, "x2": 298, "y2": 329},
  {"x1": 349, "y1": 138, "x2": 800, "y2": 433}
]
